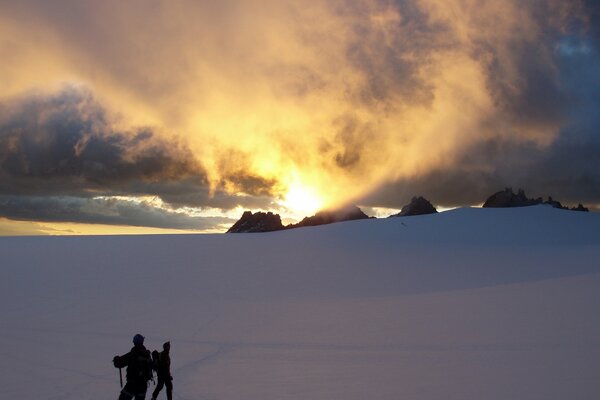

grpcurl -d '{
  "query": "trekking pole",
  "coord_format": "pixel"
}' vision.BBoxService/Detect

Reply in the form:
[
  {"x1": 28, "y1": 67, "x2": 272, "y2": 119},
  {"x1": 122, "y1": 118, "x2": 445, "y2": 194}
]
[{"x1": 119, "y1": 367, "x2": 123, "y2": 388}]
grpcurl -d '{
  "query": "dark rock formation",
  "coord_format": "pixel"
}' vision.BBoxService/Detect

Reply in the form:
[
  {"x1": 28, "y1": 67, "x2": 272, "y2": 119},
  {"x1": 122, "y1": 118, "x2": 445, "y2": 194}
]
[
  {"x1": 226, "y1": 205, "x2": 372, "y2": 233},
  {"x1": 226, "y1": 211, "x2": 284, "y2": 233},
  {"x1": 483, "y1": 188, "x2": 542, "y2": 208},
  {"x1": 483, "y1": 188, "x2": 588, "y2": 211},
  {"x1": 544, "y1": 196, "x2": 565, "y2": 209},
  {"x1": 288, "y1": 205, "x2": 370, "y2": 229},
  {"x1": 571, "y1": 204, "x2": 589, "y2": 212},
  {"x1": 545, "y1": 198, "x2": 589, "y2": 212},
  {"x1": 390, "y1": 196, "x2": 438, "y2": 217},
  {"x1": 227, "y1": 190, "x2": 590, "y2": 233}
]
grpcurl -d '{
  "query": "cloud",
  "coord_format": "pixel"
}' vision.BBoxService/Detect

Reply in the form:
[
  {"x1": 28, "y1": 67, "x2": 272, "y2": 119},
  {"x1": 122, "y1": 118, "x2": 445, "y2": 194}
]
[
  {"x1": 0, "y1": 85, "x2": 283, "y2": 228},
  {"x1": 0, "y1": 195, "x2": 235, "y2": 230},
  {"x1": 0, "y1": 86, "x2": 279, "y2": 206},
  {"x1": 363, "y1": 126, "x2": 600, "y2": 209},
  {"x1": 0, "y1": 86, "x2": 204, "y2": 195},
  {"x1": 0, "y1": 0, "x2": 598, "y2": 230},
  {"x1": 361, "y1": 2, "x2": 600, "y2": 207}
]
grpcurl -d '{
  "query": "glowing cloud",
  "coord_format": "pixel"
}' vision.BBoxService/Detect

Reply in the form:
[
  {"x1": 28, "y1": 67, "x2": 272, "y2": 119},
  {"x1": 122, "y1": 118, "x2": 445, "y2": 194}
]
[{"x1": 0, "y1": 0, "x2": 598, "y2": 233}]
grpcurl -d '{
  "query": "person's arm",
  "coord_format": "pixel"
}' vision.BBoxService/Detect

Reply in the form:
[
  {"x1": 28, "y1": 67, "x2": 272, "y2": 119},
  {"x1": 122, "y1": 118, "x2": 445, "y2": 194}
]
[{"x1": 113, "y1": 352, "x2": 130, "y2": 368}]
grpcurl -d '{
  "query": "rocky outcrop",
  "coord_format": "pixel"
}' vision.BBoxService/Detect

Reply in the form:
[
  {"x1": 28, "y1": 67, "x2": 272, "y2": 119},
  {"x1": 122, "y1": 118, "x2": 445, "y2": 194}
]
[
  {"x1": 390, "y1": 196, "x2": 438, "y2": 217},
  {"x1": 227, "y1": 206, "x2": 371, "y2": 233},
  {"x1": 544, "y1": 198, "x2": 589, "y2": 212},
  {"x1": 289, "y1": 206, "x2": 370, "y2": 229},
  {"x1": 571, "y1": 204, "x2": 589, "y2": 212},
  {"x1": 483, "y1": 188, "x2": 589, "y2": 211},
  {"x1": 227, "y1": 190, "x2": 590, "y2": 233},
  {"x1": 483, "y1": 188, "x2": 541, "y2": 208},
  {"x1": 226, "y1": 211, "x2": 284, "y2": 233}
]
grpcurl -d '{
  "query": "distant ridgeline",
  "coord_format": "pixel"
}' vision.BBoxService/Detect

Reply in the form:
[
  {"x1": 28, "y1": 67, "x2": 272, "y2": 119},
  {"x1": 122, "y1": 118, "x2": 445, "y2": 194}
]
[
  {"x1": 482, "y1": 188, "x2": 589, "y2": 211},
  {"x1": 227, "y1": 196, "x2": 436, "y2": 233},
  {"x1": 227, "y1": 190, "x2": 588, "y2": 233},
  {"x1": 226, "y1": 206, "x2": 371, "y2": 233}
]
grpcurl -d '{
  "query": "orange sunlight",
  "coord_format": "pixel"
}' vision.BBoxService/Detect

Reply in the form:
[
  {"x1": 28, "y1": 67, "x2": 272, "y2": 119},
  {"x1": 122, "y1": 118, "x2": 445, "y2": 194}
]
[{"x1": 282, "y1": 181, "x2": 324, "y2": 217}]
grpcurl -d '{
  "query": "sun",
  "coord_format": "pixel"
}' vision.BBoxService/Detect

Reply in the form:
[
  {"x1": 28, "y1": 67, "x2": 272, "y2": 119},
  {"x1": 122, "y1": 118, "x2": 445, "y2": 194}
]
[{"x1": 283, "y1": 183, "x2": 323, "y2": 217}]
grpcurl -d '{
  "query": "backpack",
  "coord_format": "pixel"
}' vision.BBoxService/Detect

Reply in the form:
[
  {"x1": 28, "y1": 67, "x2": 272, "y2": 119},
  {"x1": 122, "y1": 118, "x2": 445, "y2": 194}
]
[
  {"x1": 129, "y1": 348, "x2": 154, "y2": 382},
  {"x1": 141, "y1": 349, "x2": 154, "y2": 382}
]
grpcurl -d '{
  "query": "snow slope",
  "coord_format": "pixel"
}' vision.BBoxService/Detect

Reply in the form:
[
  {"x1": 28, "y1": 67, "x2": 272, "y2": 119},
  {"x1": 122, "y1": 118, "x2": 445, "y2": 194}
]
[{"x1": 1, "y1": 205, "x2": 600, "y2": 400}]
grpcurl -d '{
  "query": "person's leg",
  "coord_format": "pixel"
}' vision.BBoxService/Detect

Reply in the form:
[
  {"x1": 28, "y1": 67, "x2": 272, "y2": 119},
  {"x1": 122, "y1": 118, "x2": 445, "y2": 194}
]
[
  {"x1": 152, "y1": 377, "x2": 164, "y2": 400},
  {"x1": 118, "y1": 382, "x2": 135, "y2": 400},
  {"x1": 134, "y1": 382, "x2": 148, "y2": 400},
  {"x1": 118, "y1": 391, "x2": 133, "y2": 400},
  {"x1": 165, "y1": 379, "x2": 173, "y2": 400}
]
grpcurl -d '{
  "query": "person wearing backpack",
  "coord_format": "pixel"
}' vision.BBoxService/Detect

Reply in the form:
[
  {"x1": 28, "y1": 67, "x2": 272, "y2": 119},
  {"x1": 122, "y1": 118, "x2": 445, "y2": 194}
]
[
  {"x1": 151, "y1": 341, "x2": 173, "y2": 400},
  {"x1": 113, "y1": 334, "x2": 154, "y2": 400}
]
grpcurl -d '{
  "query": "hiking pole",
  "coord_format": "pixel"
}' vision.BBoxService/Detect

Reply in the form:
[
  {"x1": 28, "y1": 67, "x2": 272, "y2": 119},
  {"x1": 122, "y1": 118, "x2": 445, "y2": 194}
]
[{"x1": 119, "y1": 367, "x2": 123, "y2": 389}]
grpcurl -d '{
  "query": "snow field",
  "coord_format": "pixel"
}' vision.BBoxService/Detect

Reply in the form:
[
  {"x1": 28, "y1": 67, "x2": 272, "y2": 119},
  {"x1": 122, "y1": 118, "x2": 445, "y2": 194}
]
[{"x1": 1, "y1": 205, "x2": 600, "y2": 399}]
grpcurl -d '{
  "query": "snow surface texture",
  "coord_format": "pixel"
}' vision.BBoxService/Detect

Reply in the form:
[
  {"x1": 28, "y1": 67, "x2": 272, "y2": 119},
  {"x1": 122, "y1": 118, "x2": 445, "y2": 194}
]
[{"x1": 1, "y1": 205, "x2": 600, "y2": 400}]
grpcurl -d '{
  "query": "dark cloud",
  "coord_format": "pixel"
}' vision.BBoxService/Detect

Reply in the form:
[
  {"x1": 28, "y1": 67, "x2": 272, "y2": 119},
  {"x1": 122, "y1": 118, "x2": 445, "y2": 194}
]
[
  {"x1": 0, "y1": 195, "x2": 235, "y2": 230},
  {"x1": 0, "y1": 86, "x2": 206, "y2": 197},
  {"x1": 157, "y1": 187, "x2": 276, "y2": 211},
  {"x1": 0, "y1": 86, "x2": 280, "y2": 227},
  {"x1": 341, "y1": 0, "x2": 442, "y2": 108},
  {"x1": 361, "y1": 1, "x2": 600, "y2": 210},
  {"x1": 363, "y1": 131, "x2": 600, "y2": 209},
  {"x1": 214, "y1": 149, "x2": 279, "y2": 198},
  {"x1": 364, "y1": 33, "x2": 600, "y2": 211},
  {"x1": 0, "y1": 86, "x2": 279, "y2": 202},
  {"x1": 582, "y1": 0, "x2": 600, "y2": 43}
]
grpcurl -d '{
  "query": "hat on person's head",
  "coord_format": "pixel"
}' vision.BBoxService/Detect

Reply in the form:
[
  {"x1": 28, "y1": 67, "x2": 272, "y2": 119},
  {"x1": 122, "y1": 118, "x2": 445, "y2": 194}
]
[{"x1": 133, "y1": 334, "x2": 145, "y2": 346}]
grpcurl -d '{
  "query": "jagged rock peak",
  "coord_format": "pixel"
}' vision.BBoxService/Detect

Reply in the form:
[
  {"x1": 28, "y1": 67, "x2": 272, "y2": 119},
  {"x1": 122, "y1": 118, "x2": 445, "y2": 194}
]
[
  {"x1": 289, "y1": 205, "x2": 370, "y2": 229},
  {"x1": 226, "y1": 211, "x2": 284, "y2": 233},
  {"x1": 483, "y1": 188, "x2": 588, "y2": 211},
  {"x1": 572, "y1": 204, "x2": 589, "y2": 212},
  {"x1": 390, "y1": 196, "x2": 437, "y2": 217},
  {"x1": 483, "y1": 188, "x2": 541, "y2": 208}
]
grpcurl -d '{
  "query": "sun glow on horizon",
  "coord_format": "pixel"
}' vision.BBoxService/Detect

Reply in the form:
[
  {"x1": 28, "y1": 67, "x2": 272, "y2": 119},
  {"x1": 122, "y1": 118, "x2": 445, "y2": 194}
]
[
  {"x1": 0, "y1": 1, "x2": 593, "y2": 235},
  {"x1": 282, "y1": 181, "x2": 324, "y2": 217}
]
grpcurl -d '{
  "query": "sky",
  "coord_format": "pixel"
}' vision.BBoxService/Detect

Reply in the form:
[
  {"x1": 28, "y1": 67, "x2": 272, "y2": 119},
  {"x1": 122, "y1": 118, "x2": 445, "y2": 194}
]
[{"x1": 0, "y1": 0, "x2": 599, "y2": 235}]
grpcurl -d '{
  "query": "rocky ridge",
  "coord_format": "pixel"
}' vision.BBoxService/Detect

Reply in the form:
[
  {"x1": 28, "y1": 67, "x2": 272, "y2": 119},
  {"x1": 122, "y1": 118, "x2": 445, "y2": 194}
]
[
  {"x1": 390, "y1": 196, "x2": 438, "y2": 217},
  {"x1": 227, "y1": 190, "x2": 589, "y2": 233},
  {"x1": 483, "y1": 188, "x2": 589, "y2": 211}
]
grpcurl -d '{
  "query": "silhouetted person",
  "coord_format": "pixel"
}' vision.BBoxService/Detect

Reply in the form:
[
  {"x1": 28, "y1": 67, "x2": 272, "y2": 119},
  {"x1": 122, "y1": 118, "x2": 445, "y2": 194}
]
[
  {"x1": 113, "y1": 334, "x2": 154, "y2": 400},
  {"x1": 151, "y1": 341, "x2": 173, "y2": 400}
]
